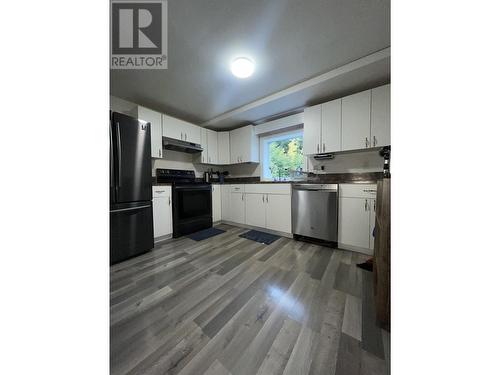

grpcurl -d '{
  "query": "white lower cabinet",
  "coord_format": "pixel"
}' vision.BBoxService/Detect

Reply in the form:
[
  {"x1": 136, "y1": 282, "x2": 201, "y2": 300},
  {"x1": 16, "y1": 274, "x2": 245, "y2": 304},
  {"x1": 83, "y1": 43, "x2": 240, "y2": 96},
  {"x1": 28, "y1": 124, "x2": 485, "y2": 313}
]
[
  {"x1": 245, "y1": 193, "x2": 266, "y2": 227},
  {"x1": 338, "y1": 184, "x2": 377, "y2": 255},
  {"x1": 229, "y1": 192, "x2": 245, "y2": 224},
  {"x1": 221, "y1": 185, "x2": 231, "y2": 220},
  {"x1": 211, "y1": 185, "x2": 221, "y2": 222},
  {"x1": 152, "y1": 186, "x2": 172, "y2": 240},
  {"x1": 266, "y1": 194, "x2": 292, "y2": 233}
]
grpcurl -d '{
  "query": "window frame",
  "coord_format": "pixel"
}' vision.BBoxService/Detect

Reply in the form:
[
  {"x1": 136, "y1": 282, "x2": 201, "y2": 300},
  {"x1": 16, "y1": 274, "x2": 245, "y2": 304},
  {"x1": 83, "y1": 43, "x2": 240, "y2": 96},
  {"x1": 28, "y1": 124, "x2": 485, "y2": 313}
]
[{"x1": 259, "y1": 128, "x2": 305, "y2": 181}]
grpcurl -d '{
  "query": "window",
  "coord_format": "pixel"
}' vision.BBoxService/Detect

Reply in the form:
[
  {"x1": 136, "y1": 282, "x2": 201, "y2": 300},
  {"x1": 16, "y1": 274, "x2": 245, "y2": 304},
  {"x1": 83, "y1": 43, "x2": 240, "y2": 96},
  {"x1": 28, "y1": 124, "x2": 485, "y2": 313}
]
[{"x1": 261, "y1": 129, "x2": 304, "y2": 181}]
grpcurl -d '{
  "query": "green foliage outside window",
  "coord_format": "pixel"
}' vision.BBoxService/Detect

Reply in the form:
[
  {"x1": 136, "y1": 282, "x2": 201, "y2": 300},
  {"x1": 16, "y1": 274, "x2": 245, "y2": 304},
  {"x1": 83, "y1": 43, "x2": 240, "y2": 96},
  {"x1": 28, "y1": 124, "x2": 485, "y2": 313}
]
[{"x1": 268, "y1": 137, "x2": 303, "y2": 180}]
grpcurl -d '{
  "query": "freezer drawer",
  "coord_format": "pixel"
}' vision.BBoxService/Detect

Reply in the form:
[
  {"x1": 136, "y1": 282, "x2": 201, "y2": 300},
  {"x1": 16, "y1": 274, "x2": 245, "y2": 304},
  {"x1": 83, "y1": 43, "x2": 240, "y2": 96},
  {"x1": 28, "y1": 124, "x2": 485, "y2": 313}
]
[
  {"x1": 292, "y1": 187, "x2": 338, "y2": 242},
  {"x1": 110, "y1": 202, "x2": 154, "y2": 264}
]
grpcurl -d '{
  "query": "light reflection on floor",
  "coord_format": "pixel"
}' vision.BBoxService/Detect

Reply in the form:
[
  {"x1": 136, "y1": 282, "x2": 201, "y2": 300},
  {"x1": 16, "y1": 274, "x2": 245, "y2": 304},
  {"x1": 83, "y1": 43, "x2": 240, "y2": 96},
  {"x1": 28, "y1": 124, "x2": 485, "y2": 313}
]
[{"x1": 265, "y1": 285, "x2": 304, "y2": 320}]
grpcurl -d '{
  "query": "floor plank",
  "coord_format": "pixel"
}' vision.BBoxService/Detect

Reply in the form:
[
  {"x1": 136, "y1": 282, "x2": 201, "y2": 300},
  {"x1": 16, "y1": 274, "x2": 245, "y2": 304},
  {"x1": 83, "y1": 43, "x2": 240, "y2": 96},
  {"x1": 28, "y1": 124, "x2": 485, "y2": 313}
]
[{"x1": 110, "y1": 224, "x2": 389, "y2": 375}]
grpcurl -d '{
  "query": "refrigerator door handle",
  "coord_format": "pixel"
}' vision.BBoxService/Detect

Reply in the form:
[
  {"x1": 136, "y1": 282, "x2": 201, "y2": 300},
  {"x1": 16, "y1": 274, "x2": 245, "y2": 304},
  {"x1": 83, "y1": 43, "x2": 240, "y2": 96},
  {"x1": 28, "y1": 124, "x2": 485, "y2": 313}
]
[
  {"x1": 116, "y1": 122, "x2": 122, "y2": 188},
  {"x1": 111, "y1": 205, "x2": 150, "y2": 213},
  {"x1": 110, "y1": 123, "x2": 114, "y2": 189}
]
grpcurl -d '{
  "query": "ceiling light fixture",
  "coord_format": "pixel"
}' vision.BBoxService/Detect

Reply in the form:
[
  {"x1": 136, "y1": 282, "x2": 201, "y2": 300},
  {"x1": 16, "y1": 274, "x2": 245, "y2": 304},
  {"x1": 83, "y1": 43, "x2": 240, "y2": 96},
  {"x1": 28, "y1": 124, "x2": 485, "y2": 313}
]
[{"x1": 230, "y1": 57, "x2": 255, "y2": 78}]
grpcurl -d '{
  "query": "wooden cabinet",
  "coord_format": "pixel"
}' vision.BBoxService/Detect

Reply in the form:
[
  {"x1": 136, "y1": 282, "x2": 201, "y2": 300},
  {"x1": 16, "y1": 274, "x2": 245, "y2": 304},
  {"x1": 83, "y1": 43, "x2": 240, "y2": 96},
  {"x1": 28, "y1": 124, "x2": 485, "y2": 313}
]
[
  {"x1": 132, "y1": 106, "x2": 163, "y2": 158},
  {"x1": 338, "y1": 184, "x2": 377, "y2": 255},
  {"x1": 341, "y1": 90, "x2": 372, "y2": 151},
  {"x1": 303, "y1": 99, "x2": 341, "y2": 155},
  {"x1": 152, "y1": 186, "x2": 172, "y2": 240},
  {"x1": 212, "y1": 184, "x2": 221, "y2": 222},
  {"x1": 230, "y1": 125, "x2": 259, "y2": 164},
  {"x1": 217, "y1": 131, "x2": 230, "y2": 165},
  {"x1": 161, "y1": 114, "x2": 201, "y2": 144},
  {"x1": 303, "y1": 105, "x2": 322, "y2": 155},
  {"x1": 370, "y1": 84, "x2": 390, "y2": 147}
]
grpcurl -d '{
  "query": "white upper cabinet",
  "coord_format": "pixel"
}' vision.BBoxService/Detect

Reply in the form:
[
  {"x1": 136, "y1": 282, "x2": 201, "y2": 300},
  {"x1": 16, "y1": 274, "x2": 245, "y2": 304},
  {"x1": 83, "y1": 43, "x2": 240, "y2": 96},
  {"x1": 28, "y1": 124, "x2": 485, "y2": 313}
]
[
  {"x1": 132, "y1": 106, "x2": 163, "y2": 158},
  {"x1": 370, "y1": 84, "x2": 390, "y2": 147},
  {"x1": 341, "y1": 90, "x2": 372, "y2": 151},
  {"x1": 200, "y1": 127, "x2": 208, "y2": 163},
  {"x1": 161, "y1": 114, "x2": 201, "y2": 144},
  {"x1": 230, "y1": 125, "x2": 259, "y2": 164},
  {"x1": 217, "y1": 131, "x2": 230, "y2": 165},
  {"x1": 207, "y1": 129, "x2": 218, "y2": 164},
  {"x1": 303, "y1": 105, "x2": 322, "y2": 155},
  {"x1": 321, "y1": 98, "x2": 342, "y2": 153}
]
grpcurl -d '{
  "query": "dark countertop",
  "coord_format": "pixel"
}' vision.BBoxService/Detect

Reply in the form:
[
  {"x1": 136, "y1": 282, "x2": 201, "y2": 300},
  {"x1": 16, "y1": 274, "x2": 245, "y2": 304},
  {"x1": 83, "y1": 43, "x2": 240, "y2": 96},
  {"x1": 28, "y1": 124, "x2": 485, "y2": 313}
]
[{"x1": 152, "y1": 172, "x2": 384, "y2": 186}]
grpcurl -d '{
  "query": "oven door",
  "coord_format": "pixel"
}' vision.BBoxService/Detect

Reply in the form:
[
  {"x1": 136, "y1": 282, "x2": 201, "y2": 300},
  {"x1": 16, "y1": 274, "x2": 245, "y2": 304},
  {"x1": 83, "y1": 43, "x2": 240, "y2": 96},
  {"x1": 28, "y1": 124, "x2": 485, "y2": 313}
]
[{"x1": 173, "y1": 184, "x2": 212, "y2": 237}]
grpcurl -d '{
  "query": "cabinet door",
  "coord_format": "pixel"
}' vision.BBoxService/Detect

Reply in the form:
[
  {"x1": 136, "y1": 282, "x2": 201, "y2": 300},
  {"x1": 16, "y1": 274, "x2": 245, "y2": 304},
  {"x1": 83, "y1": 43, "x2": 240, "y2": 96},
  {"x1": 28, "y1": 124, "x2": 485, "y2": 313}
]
[
  {"x1": 212, "y1": 185, "x2": 222, "y2": 222},
  {"x1": 137, "y1": 107, "x2": 162, "y2": 158},
  {"x1": 200, "y1": 127, "x2": 208, "y2": 163},
  {"x1": 221, "y1": 185, "x2": 231, "y2": 220},
  {"x1": 207, "y1": 129, "x2": 218, "y2": 164},
  {"x1": 230, "y1": 192, "x2": 245, "y2": 223},
  {"x1": 266, "y1": 194, "x2": 292, "y2": 233},
  {"x1": 341, "y1": 90, "x2": 371, "y2": 151},
  {"x1": 162, "y1": 114, "x2": 184, "y2": 141},
  {"x1": 229, "y1": 128, "x2": 241, "y2": 163},
  {"x1": 303, "y1": 105, "x2": 322, "y2": 155},
  {"x1": 217, "y1": 131, "x2": 230, "y2": 165},
  {"x1": 152, "y1": 191, "x2": 172, "y2": 238},
  {"x1": 245, "y1": 193, "x2": 266, "y2": 227},
  {"x1": 321, "y1": 99, "x2": 341, "y2": 153},
  {"x1": 370, "y1": 84, "x2": 390, "y2": 147},
  {"x1": 369, "y1": 198, "x2": 376, "y2": 250},
  {"x1": 184, "y1": 123, "x2": 201, "y2": 144},
  {"x1": 338, "y1": 197, "x2": 370, "y2": 249}
]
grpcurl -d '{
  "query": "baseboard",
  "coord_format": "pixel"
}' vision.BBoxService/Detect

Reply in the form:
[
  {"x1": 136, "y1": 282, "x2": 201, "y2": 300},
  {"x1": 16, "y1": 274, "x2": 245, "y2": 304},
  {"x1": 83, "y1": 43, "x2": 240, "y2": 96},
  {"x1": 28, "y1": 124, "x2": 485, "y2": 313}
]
[
  {"x1": 220, "y1": 220, "x2": 293, "y2": 239},
  {"x1": 154, "y1": 233, "x2": 172, "y2": 244},
  {"x1": 338, "y1": 242, "x2": 373, "y2": 256}
]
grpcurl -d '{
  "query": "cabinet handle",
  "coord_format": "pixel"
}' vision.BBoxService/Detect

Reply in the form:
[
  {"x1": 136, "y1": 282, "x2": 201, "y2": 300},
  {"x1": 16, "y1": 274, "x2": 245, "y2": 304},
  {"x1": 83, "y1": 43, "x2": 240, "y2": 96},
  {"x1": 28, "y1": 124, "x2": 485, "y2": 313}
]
[
  {"x1": 262, "y1": 194, "x2": 264, "y2": 202},
  {"x1": 364, "y1": 199, "x2": 368, "y2": 211},
  {"x1": 266, "y1": 194, "x2": 269, "y2": 203},
  {"x1": 317, "y1": 144, "x2": 319, "y2": 153},
  {"x1": 323, "y1": 143, "x2": 325, "y2": 152},
  {"x1": 373, "y1": 199, "x2": 376, "y2": 212},
  {"x1": 181, "y1": 132, "x2": 183, "y2": 140},
  {"x1": 158, "y1": 149, "x2": 161, "y2": 157},
  {"x1": 241, "y1": 193, "x2": 244, "y2": 201},
  {"x1": 365, "y1": 137, "x2": 369, "y2": 148},
  {"x1": 168, "y1": 196, "x2": 171, "y2": 205},
  {"x1": 373, "y1": 136, "x2": 377, "y2": 146}
]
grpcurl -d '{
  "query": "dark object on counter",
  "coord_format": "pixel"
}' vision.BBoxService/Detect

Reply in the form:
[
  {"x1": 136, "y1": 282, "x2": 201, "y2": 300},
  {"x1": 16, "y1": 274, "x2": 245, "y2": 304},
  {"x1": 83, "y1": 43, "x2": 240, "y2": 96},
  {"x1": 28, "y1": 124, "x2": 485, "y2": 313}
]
[
  {"x1": 156, "y1": 169, "x2": 213, "y2": 238},
  {"x1": 379, "y1": 146, "x2": 391, "y2": 178},
  {"x1": 203, "y1": 171, "x2": 210, "y2": 183},
  {"x1": 219, "y1": 171, "x2": 229, "y2": 183},
  {"x1": 188, "y1": 227, "x2": 226, "y2": 241},
  {"x1": 239, "y1": 230, "x2": 280, "y2": 245},
  {"x1": 357, "y1": 258, "x2": 374, "y2": 272},
  {"x1": 110, "y1": 111, "x2": 154, "y2": 265}
]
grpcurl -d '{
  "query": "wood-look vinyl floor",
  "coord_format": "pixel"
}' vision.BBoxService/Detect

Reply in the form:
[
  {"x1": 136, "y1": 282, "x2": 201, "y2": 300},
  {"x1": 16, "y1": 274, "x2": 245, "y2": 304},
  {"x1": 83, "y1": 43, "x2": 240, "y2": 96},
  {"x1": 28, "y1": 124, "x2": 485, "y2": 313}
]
[{"x1": 110, "y1": 224, "x2": 390, "y2": 375}]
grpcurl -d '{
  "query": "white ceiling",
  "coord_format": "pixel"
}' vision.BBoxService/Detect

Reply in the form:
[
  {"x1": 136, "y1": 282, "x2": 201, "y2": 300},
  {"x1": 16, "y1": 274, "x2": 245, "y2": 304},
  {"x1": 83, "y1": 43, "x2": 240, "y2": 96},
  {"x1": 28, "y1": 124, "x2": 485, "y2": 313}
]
[{"x1": 110, "y1": 0, "x2": 390, "y2": 129}]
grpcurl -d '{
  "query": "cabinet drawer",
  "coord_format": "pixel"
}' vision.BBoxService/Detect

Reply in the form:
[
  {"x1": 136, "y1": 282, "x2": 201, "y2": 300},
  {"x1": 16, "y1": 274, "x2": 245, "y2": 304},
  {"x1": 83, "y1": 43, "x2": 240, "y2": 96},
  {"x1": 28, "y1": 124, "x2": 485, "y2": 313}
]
[
  {"x1": 244, "y1": 183, "x2": 291, "y2": 195},
  {"x1": 229, "y1": 185, "x2": 245, "y2": 193},
  {"x1": 152, "y1": 186, "x2": 170, "y2": 198},
  {"x1": 339, "y1": 184, "x2": 377, "y2": 198}
]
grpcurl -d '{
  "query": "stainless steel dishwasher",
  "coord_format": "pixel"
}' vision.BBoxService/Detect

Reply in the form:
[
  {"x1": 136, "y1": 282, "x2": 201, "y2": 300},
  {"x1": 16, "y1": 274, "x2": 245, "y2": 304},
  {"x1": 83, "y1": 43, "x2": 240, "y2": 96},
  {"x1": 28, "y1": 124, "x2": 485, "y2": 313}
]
[{"x1": 292, "y1": 184, "x2": 338, "y2": 243}]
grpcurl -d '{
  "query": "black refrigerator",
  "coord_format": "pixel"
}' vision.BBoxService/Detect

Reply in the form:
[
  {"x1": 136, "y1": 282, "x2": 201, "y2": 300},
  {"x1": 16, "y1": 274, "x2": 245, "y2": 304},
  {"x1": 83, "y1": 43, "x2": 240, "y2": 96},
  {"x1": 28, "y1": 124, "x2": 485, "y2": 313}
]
[{"x1": 110, "y1": 111, "x2": 154, "y2": 265}]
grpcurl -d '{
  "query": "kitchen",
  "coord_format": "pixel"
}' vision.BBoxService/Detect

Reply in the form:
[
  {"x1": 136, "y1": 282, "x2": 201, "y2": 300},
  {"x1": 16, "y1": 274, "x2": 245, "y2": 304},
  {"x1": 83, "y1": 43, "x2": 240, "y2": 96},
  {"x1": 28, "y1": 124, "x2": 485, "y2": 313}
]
[{"x1": 109, "y1": 1, "x2": 391, "y2": 373}]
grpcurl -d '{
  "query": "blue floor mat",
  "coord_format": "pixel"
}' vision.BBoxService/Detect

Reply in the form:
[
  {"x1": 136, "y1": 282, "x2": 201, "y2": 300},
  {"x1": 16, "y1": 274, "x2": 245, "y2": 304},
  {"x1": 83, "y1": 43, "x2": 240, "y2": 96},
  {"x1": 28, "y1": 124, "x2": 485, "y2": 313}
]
[
  {"x1": 187, "y1": 227, "x2": 226, "y2": 241},
  {"x1": 239, "y1": 230, "x2": 280, "y2": 245}
]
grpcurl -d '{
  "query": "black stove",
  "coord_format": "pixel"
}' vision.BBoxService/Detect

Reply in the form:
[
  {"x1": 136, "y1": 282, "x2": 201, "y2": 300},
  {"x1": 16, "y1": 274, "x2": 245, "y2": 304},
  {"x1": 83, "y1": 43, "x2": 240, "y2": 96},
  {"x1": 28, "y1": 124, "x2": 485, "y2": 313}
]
[{"x1": 156, "y1": 169, "x2": 212, "y2": 237}]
